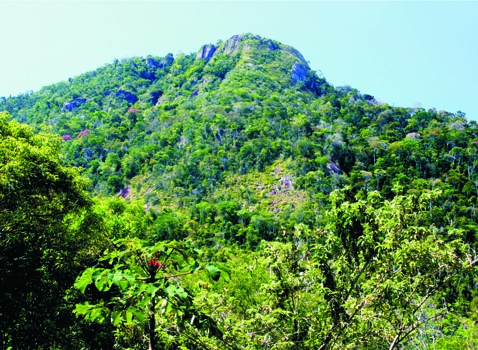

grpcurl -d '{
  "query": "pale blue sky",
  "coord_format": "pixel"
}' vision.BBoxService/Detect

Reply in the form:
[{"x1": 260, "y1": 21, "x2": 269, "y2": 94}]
[{"x1": 1, "y1": 1, "x2": 477, "y2": 120}]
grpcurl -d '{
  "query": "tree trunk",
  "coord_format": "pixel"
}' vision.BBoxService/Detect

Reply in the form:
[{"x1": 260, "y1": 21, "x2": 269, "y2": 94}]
[{"x1": 149, "y1": 297, "x2": 156, "y2": 350}]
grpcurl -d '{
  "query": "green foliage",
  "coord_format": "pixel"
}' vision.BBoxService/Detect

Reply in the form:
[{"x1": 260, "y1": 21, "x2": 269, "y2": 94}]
[
  {"x1": 74, "y1": 237, "x2": 227, "y2": 348},
  {"x1": 0, "y1": 112, "x2": 110, "y2": 348},
  {"x1": 1, "y1": 34, "x2": 478, "y2": 348},
  {"x1": 188, "y1": 189, "x2": 477, "y2": 349}
]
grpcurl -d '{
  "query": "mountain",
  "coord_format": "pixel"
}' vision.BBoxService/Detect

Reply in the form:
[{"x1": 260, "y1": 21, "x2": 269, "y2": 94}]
[
  {"x1": 2, "y1": 34, "x2": 478, "y2": 244},
  {"x1": 1, "y1": 33, "x2": 478, "y2": 349},
  {"x1": 1, "y1": 33, "x2": 478, "y2": 245}
]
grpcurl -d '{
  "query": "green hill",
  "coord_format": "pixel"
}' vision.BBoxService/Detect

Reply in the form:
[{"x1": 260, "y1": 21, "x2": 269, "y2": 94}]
[
  {"x1": 2, "y1": 34, "x2": 477, "y2": 246},
  {"x1": 1, "y1": 34, "x2": 477, "y2": 349}
]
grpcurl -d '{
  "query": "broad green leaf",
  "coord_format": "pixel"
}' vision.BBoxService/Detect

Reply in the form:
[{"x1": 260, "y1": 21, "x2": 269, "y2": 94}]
[
  {"x1": 125, "y1": 310, "x2": 133, "y2": 325},
  {"x1": 95, "y1": 269, "x2": 112, "y2": 291},
  {"x1": 129, "y1": 307, "x2": 146, "y2": 323},
  {"x1": 165, "y1": 284, "x2": 178, "y2": 297},
  {"x1": 118, "y1": 279, "x2": 129, "y2": 291},
  {"x1": 74, "y1": 302, "x2": 92, "y2": 315},
  {"x1": 146, "y1": 284, "x2": 161, "y2": 298},
  {"x1": 111, "y1": 270, "x2": 121, "y2": 284},
  {"x1": 214, "y1": 262, "x2": 231, "y2": 281},
  {"x1": 74, "y1": 268, "x2": 96, "y2": 294},
  {"x1": 205, "y1": 264, "x2": 221, "y2": 281},
  {"x1": 111, "y1": 310, "x2": 122, "y2": 326},
  {"x1": 90, "y1": 307, "x2": 106, "y2": 323}
]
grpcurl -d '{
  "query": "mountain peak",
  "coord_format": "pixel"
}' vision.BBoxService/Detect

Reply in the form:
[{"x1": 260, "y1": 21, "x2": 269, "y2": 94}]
[
  {"x1": 191, "y1": 33, "x2": 320, "y2": 101},
  {"x1": 196, "y1": 34, "x2": 309, "y2": 67}
]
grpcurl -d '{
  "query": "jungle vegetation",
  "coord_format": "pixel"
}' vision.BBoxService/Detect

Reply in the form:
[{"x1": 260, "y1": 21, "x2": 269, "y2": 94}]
[{"x1": 1, "y1": 34, "x2": 477, "y2": 349}]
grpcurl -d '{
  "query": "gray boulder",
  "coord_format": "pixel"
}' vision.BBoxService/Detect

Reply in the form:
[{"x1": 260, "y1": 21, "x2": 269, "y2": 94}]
[
  {"x1": 63, "y1": 98, "x2": 87, "y2": 112},
  {"x1": 116, "y1": 89, "x2": 138, "y2": 104},
  {"x1": 149, "y1": 91, "x2": 162, "y2": 105},
  {"x1": 224, "y1": 35, "x2": 241, "y2": 54},
  {"x1": 146, "y1": 58, "x2": 159, "y2": 69},
  {"x1": 159, "y1": 53, "x2": 174, "y2": 68},
  {"x1": 197, "y1": 44, "x2": 216, "y2": 60},
  {"x1": 291, "y1": 63, "x2": 308, "y2": 84}
]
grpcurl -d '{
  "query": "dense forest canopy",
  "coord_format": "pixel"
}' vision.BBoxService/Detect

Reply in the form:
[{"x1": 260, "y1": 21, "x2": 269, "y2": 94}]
[{"x1": 1, "y1": 34, "x2": 477, "y2": 349}]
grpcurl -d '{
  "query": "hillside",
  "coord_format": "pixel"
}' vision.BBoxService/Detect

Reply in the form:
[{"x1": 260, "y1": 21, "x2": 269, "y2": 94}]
[
  {"x1": 1, "y1": 34, "x2": 478, "y2": 349},
  {"x1": 2, "y1": 34, "x2": 477, "y2": 245}
]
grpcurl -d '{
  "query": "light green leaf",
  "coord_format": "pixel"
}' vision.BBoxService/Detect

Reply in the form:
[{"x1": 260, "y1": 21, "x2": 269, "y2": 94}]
[
  {"x1": 165, "y1": 284, "x2": 178, "y2": 297},
  {"x1": 205, "y1": 264, "x2": 221, "y2": 281},
  {"x1": 74, "y1": 302, "x2": 92, "y2": 315},
  {"x1": 129, "y1": 307, "x2": 146, "y2": 323},
  {"x1": 74, "y1": 268, "x2": 96, "y2": 294},
  {"x1": 125, "y1": 310, "x2": 133, "y2": 325},
  {"x1": 112, "y1": 310, "x2": 122, "y2": 326},
  {"x1": 90, "y1": 307, "x2": 106, "y2": 323},
  {"x1": 95, "y1": 269, "x2": 112, "y2": 291}
]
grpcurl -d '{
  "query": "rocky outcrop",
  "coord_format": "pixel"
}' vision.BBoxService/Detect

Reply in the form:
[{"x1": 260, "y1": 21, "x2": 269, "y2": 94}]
[
  {"x1": 118, "y1": 186, "x2": 131, "y2": 199},
  {"x1": 146, "y1": 58, "x2": 159, "y2": 68},
  {"x1": 327, "y1": 162, "x2": 342, "y2": 175},
  {"x1": 140, "y1": 71, "x2": 156, "y2": 81},
  {"x1": 116, "y1": 89, "x2": 138, "y2": 104},
  {"x1": 265, "y1": 39, "x2": 279, "y2": 51},
  {"x1": 63, "y1": 98, "x2": 87, "y2": 112},
  {"x1": 146, "y1": 54, "x2": 174, "y2": 69},
  {"x1": 224, "y1": 35, "x2": 241, "y2": 54},
  {"x1": 406, "y1": 132, "x2": 421, "y2": 139},
  {"x1": 159, "y1": 53, "x2": 174, "y2": 68},
  {"x1": 291, "y1": 62, "x2": 308, "y2": 84},
  {"x1": 284, "y1": 46, "x2": 309, "y2": 68},
  {"x1": 149, "y1": 91, "x2": 162, "y2": 105},
  {"x1": 197, "y1": 44, "x2": 216, "y2": 60}
]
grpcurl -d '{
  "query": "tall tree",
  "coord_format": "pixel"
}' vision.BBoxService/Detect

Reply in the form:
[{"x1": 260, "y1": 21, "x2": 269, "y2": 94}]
[{"x1": 0, "y1": 112, "x2": 105, "y2": 348}]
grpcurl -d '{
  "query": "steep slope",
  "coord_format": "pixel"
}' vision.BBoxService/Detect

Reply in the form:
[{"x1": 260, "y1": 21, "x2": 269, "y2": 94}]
[{"x1": 1, "y1": 34, "x2": 478, "y2": 247}]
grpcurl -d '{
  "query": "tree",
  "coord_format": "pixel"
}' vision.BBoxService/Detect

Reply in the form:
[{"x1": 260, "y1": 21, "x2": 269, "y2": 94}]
[
  {"x1": 197, "y1": 187, "x2": 477, "y2": 349},
  {"x1": 74, "y1": 237, "x2": 227, "y2": 349},
  {"x1": 0, "y1": 112, "x2": 105, "y2": 348},
  {"x1": 311, "y1": 187, "x2": 477, "y2": 348}
]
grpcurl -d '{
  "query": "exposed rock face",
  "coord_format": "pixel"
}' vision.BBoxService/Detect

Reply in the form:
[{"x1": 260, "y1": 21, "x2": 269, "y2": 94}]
[
  {"x1": 140, "y1": 71, "x2": 156, "y2": 81},
  {"x1": 63, "y1": 98, "x2": 87, "y2": 112},
  {"x1": 159, "y1": 53, "x2": 174, "y2": 68},
  {"x1": 291, "y1": 62, "x2": 308, "y2": 84},
  {"x1": 265, "y1": 39, "x2": 279, "y2": 51},
  {"x1": 116, "y1": 89, "x2": 138, "y2": 104},
  {"x1": 149, "y1": 91, "x2": 162, "y2": 105},
  {"x1": 327, "y1": 162, "x2": 342, "y2": 174},
  {"x1": 118, "y1": 186, "x2": 131, "y2": 199},
  {"x1": 224, "y1": 35, "x2": 241, "y2": 54},
  {"x1": 197, "y1": 44, "x2": 216, "y2": 60},
  {"x1": 406, "y1": 132, "x2": 421, "y2": 139},
  {"x1": 146, "y1": 54, "x2": 174, "y2": 69},
  {"x1": 146, "y1": 58, "x2": 159, "y2": 68}
]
